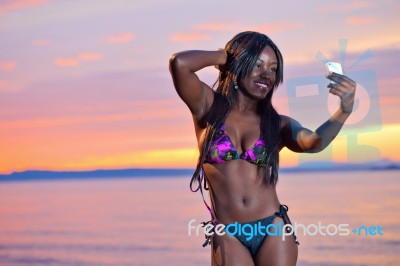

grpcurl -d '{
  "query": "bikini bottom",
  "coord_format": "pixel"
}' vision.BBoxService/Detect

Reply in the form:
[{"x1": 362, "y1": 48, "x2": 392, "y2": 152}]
[{"x1": 202, "y1": 204, "x2": 299, "y2": 256}]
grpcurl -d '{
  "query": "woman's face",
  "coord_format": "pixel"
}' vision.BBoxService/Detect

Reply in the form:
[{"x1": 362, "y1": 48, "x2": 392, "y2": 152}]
[{"x1": 238, "y1": 46, "x2": 278, "y2": 100}]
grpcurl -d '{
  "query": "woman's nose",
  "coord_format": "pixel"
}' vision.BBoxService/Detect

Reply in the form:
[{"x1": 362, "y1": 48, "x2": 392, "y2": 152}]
[{"x1": 260, "y1": 68, "x2": 273, "y2": 79}]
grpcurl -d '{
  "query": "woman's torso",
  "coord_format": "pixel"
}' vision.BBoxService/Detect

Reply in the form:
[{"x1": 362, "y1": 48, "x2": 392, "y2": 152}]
[{"x1": 195, "y1": 109, "x2": 281, "y2": 224}]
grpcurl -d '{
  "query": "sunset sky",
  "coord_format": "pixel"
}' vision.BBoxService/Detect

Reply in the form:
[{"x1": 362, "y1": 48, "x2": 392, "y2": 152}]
[{"x1": 0, "y1": 0, "x2": 399, "y2": 174}]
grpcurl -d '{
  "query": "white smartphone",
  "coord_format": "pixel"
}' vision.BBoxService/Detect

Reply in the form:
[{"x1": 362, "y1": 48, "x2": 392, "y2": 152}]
[
  {"x1": 326, "y1": 62, "x2": 343, "y2": 84},
  {"x1": 326, "y1": 61, "x2": 343, "y2": 75}
]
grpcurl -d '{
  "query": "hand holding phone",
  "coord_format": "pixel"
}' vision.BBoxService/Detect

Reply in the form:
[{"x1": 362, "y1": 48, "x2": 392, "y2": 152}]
[
  {"x1": 326, "y1": 62, "x2": 343, "y2": 84},
  {"x1": 325, "y1": 61, "x2": 357, "y2": 113}
]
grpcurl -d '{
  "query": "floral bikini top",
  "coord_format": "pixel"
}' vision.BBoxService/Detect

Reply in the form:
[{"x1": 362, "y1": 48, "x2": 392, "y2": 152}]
[{"x1": 204, "y1": 122, "x2": 267, "y2": 167}]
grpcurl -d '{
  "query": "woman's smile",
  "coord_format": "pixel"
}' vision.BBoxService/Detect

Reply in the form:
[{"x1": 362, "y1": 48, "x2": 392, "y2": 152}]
[{"x1": 254, "y1": 80, "x2": 269, "y2": 91}]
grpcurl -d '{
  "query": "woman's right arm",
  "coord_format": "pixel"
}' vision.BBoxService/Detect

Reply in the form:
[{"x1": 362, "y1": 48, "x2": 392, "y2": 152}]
[{"x1": 169, "y1": 50, "x2": 227, "y2": 122}]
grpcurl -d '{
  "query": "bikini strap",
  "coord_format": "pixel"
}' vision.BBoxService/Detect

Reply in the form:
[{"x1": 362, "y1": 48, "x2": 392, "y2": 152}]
[
  {"x1": 274, "y1": 204, "x2": 300, "y2": 245},
  {"x1": 199, "y1": 173, "x2": 217, "y2": 225},
  {"x1": 198, "y1": 171, "x2": 218, "y2": 247}
]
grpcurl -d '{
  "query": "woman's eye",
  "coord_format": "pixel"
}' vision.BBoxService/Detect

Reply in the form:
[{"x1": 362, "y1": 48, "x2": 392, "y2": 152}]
[
  {"x1": 255, "y1": 64, "x2": 261, "y2": 68},
  {"x1": 269, "y1": 68, "x2": 277, "y2": 72}
]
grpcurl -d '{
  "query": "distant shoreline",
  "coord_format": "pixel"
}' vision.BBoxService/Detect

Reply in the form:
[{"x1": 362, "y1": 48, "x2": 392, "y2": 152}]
[{"x1": 1, "y1": 160, "x2": 399, "y2": 182}]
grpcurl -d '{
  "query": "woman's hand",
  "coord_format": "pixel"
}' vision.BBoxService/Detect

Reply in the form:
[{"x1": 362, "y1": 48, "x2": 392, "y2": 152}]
[
  {"x1": 214, "y1": 49, "x2": 228, "y2": 71},
  {"x1": 326, "y1": 73, "x2": 357, "y2": 113}
]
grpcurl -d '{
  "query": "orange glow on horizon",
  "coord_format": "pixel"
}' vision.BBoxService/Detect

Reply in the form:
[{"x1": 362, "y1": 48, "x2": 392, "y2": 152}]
[{"x1": 1, "y1": 123, "x2": 399, "y2": 175}]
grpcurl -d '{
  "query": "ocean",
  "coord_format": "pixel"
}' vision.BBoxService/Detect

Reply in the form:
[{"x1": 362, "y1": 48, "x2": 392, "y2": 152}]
[{"x1": 0, "y1": 170, "x2": 399, "y2": 266}]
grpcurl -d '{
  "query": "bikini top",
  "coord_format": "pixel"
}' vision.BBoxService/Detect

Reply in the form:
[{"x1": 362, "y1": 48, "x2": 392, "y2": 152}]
[{"x1": 204, "y1": 122, "x2": 267, "y2": 167}]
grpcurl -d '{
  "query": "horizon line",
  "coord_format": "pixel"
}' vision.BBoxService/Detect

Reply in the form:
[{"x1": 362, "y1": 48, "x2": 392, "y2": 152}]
[{"x1": 1, "y1": 159, "x2": 399, "y2": 177}]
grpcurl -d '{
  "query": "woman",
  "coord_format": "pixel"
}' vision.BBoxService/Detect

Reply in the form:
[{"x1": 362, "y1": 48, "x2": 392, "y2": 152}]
[{"x1": 169, "y1": 31, "x2": 356, "y2": 266}]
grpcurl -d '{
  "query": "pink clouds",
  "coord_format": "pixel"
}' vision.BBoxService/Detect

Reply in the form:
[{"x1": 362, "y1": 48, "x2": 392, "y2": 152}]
[
  {"x1": 78, "y1": 52, "x2": 103, "y2": 62},
  {"x1": 170, "y1": 21, "x2": 304, "y2": 43},
  {"x1": 54, "y1": 52, "x2": 103, "y2": 67},
  {"x1": 0, "y1": 61, "x2": 18, "y2": 96},
  {"x1": 54, "y1": 58, "x2": 78, "y2": 67},
  {"x1": 104, "y1": 32, "x2": 134, "y2": 44},
  {"x1": 0, "y1": 113, "x2": 137, "y2": 129},
  {"x1": 346, "y1": 16, "x2": 376, "y2": 26},
  {"x1": 0, "y1": 0, "x2": 48, "y2": 15},
  {"x1": 170, "y1": 32, "x2": 211, "y2": 42},
  {"x1": 0, "y1": 99, "x2": 189, "y2": 131},
  {"x1": 0, "y1": 60, "x2": 16, "y2": 71},
  {"x1": 0, "y1": 0, "x2": 398, "y2": 173}
]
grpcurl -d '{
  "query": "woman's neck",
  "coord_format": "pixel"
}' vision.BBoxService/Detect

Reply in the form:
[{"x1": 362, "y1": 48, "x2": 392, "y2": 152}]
[{"x1": 233, "y1": 91, "x2": 259, "y2": 113}]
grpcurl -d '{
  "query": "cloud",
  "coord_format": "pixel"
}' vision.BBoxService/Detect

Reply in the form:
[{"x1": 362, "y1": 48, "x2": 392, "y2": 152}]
[
  {"x1": 170, "y1": 32, "x2": 211, "y2": 42},
  {"x1": 32, "y1": 38, "x2": 51, "y2": 46},
  {"x1": 54, "y1": 57, "x2": 79, "y2": 67},
  {"x1": 0, "y1": 96, "x2": 188, "y2": 125},
  {"x1": 171, "y1": 21, "x2": 303, "y2": 43},
  {"x1": 0, "y1": 0, "x2": 48, "y2": 15},
  {"x1": 0, "y1": 60, "x2": 16, "y2": 71},
  {"x1": 0, "y1": 67, "x2": 179, "y2": 120},
  {"x1": 345, "y1": 16, "x2": 375, "y2": 26},
  {"x1": 54, "y1": 52, "x2": 103, "y2": 67},
  {"x1": 0, "y1": 113, "x2": 137, "y2": 129},
  {"x1": 78, "y1": 52, "x2": 103, "y2": 61},
  {"x1": 104, "y1": 32, "x2": 134, "y2": 44}
]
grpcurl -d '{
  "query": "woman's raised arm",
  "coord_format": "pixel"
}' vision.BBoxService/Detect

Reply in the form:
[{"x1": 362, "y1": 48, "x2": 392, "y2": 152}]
[
  {"x1": 280, "y1": 72, "x2": 356, "y2": 153},
  {"x1": 169, "y1": 50, "x2": 226, "y2": 121}
]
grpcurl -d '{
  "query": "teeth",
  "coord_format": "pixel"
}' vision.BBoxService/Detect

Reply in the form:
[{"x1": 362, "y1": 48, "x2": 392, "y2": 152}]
[{"x1": 255, "y1": 82, "x2": 268, "y2": 88}]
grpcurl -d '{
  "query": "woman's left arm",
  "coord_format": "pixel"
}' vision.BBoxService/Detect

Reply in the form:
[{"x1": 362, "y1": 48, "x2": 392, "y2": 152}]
[{"x1": 280, "y1": 73, "x2": 356, "y2": 153}]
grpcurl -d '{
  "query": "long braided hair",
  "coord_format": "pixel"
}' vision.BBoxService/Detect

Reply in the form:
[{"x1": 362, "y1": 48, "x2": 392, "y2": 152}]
[{"x1": 190, "y1": 31, "x2": 284, "y2": 192}]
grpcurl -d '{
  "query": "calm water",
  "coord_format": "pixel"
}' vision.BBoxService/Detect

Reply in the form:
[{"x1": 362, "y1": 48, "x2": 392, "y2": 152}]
[{"x1": 0, "y1": 171, "x2": 399, "y2": 266}]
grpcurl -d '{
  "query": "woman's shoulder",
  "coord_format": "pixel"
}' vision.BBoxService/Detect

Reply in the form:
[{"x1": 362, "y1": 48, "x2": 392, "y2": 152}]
[
  {"x1": 279, "y1": 114, "x2": 291, "y2": 130},
  {"x1": 278, "y1": 114, "x2": 304, "y2": 134}
]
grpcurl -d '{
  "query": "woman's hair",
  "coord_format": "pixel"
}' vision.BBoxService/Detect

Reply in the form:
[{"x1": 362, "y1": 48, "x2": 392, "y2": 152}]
[{"x1": 190, "y1": 31, "x2": 284, "y2": 192}]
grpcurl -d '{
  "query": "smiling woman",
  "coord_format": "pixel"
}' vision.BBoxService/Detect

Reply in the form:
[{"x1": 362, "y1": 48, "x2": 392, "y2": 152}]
[{"x1": 169, "y1": 31, "x2": 356, "y2": 266}]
